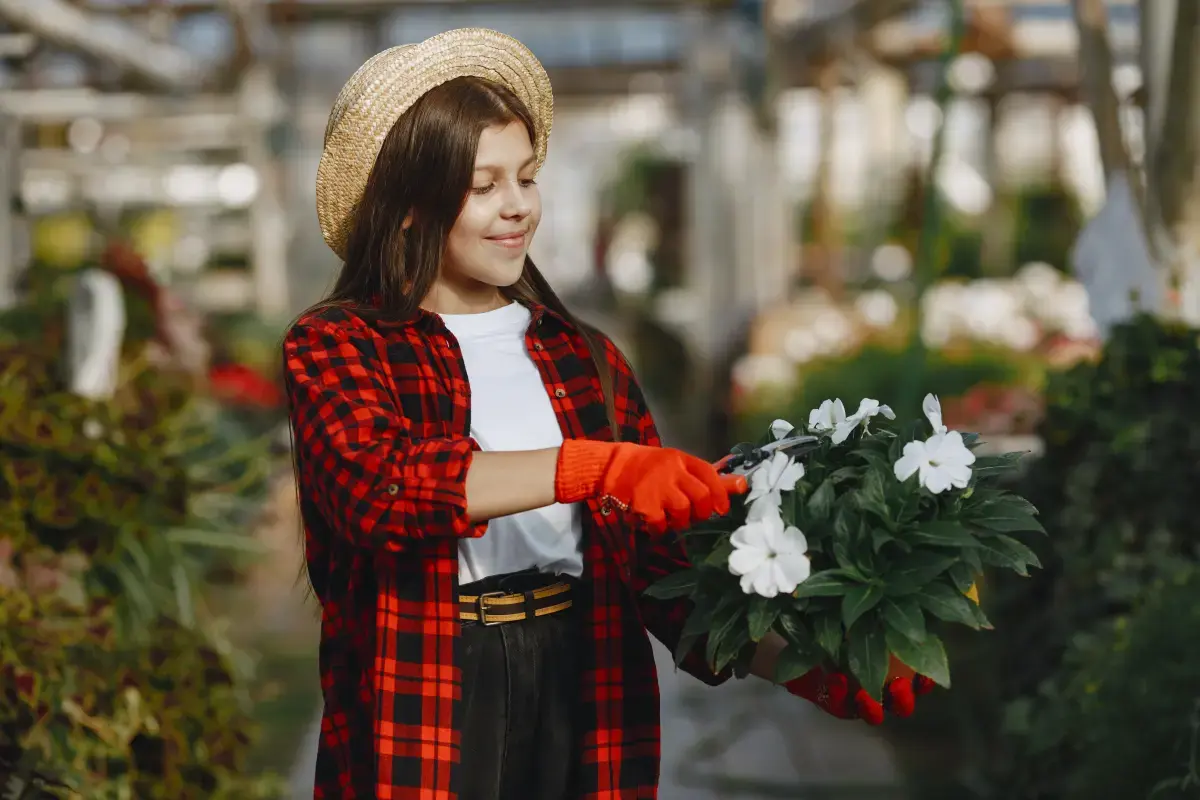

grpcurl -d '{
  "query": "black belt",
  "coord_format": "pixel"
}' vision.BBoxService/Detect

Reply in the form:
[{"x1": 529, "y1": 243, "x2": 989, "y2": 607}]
[{"x1": 459, "y1": 581, "x2": 573, "y2": 626}]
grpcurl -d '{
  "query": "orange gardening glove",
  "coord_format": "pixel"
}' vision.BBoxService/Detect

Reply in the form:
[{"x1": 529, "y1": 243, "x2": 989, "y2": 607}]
[{"x1": 555, "y1": 439, "x2": 748, "y2": 534}]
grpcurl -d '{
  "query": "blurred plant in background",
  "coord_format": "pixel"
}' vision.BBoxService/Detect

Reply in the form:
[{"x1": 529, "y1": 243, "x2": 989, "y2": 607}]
[{"x1": 0, "y1": 249, "x2": 282, "y2": 798}]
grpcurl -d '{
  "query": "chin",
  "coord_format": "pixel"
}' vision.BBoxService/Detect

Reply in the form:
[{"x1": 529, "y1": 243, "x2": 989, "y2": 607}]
[{"x1": 486, "y1": 255, "x2": 529, "y2": 287}]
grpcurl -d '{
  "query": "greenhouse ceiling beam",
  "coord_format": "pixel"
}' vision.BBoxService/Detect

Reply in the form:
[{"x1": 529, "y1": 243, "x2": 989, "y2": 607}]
[
  {"x1": 81, "y1": 0, "x2": 722, "y2": 16},
  {"x1": 0, "y1": 0, "x2": 204, "y2": 90}
]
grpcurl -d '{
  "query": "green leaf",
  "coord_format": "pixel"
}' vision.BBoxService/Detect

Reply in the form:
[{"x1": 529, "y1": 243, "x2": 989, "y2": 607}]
[
  {"x1": 885, "y1": 551, "x2": 959, "y2": 595},
  {"x1": 806, "y1": 479, "x2": 835, "y2": 523},
  {"x1": 814, "y1": 613, "x2": 843, "y2": 659},
  {"x1": 909, "y1": 521, "x2": 976, "y2": 548},
  {"x1": 673, "y1": 632, "x2": 700, "y2": 668},
  {"x1": 643, "y1": 568, "x2": 699, "y2": 599},
  {"x1": 713, "y1": 626, "x2": 751, "y2": 674},
  {"x1": 946, "y1": 563, "x2": 977, "y2": 594},
  {"x1": 858, "y1": 469, "x2": 891, "y2": 523},
  {"x1": 917, "y1": 582, "x2": 981, "y2": 629},
  {"x1": 973, "y1": 452, "x2": 1026, "y2": 478},
  {"x1": 776, "y1": 608, "x2": 810, "y2": 646},
  {"x1": 705, "y1": 539, "x2": 734, "y2": 566},
  {"x1": 829, "y1": 466, "x2": 859, "y2": 483},
  {"x1": 793, "y1": 570, "x2": 856, "y2": 598},
  {"x1": 884, "y1": 629, "x2": 951, "y2": 688},
  {"x1": 774, "y1": 643, "x2": 824, "y2": 683},
  {"x1": 881, "y1": 598, "x2": 926, "y2": 643},
  {"x1": 871, "y1": 528, "x2": 895, "y2": 553},
  {"x1": 705, "y1": 597, "x2": 745, "y2": 668},
  {"x1": 842, "y1": 584, "x2": 884, "y2": 629},
  {"x1": 975, "y1": 509, "x2": 1046, "y2": 535},
  {"x1": 747, "y1": 597, "x2": 781, "y2": 642},
  {"x1": 681, "y1": 593, "x2": 717, "y2": 638},
  {"x1": 976, "y1": 535, "x2": 1042, "y2": 576},
  {"x1": 969, "y1": 601, "x2": 994, "y2": 630},
  {"x1": 960, "y1": 546, "x2": 983, "y2": 573},
  {"x1": 846, "y1": 624, "x2": 889, "y2": 699},
  {"x1": 977, "y1": 492, "x2": 1039, "y2": 518}
]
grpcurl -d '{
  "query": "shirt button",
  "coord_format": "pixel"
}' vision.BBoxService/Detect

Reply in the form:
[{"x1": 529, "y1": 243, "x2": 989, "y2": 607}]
[
  {"x1": 533, "y1": 342, "x2": 544, "y2": 351},
  {"x1": 554, "y1": 388, "x2": 566, "y2": 398},
  {"x1": 386, "y1": 484, "x2": 399, "y2": 495},
  {"x1": 600, "y1": 503, "x2": 612, "y2": 516}
]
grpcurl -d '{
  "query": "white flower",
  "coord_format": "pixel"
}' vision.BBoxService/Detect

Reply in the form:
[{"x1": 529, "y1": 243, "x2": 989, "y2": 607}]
[
  {"x1": 893, "y1": 430, "x2": 976, "y2": 494},
  {"x1": 769, "y1": 418, "x2": 796, "y2": 440},
  {"x1": 922, "y1": 393, "x2": 948, "y2": 434},
  {"x1": 830, "y1": 397, "x2": 895, "y2": 444},
  {"x1": 808, "y1": 399, "x2": 848, "y2": 433},
  {"x1": 728, "y1": 513, "x2": 812, "y2": 597},
  {"x1": 746, "y1": 450, "x2": 806, "y2": 520}
]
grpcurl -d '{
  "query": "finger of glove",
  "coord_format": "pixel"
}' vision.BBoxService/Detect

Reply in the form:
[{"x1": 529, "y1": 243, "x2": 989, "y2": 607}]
[
  {"x1": 884, "y1": 678, "x2": 916, "y2": 718},
  {"x1": 681, "y1": 457, "x2": 736, "y2": 516},
  {"x1": 660, "y1": 486, "x2": 695, "y2": 532},
  {"x1": 854, "y1": 689, "x2": 885, "y2": 726},
  {"x1": 673, "y1": 471, "x2": 717, "y2": 522}
]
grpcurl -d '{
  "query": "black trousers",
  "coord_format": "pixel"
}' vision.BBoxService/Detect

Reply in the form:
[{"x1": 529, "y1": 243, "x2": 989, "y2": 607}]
[{"x1": 459, "y1": 569, "x2": 583, "y2": 800}]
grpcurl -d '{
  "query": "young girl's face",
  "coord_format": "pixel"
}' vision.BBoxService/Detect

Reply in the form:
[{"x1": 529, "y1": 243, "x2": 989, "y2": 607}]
[{"x1": 436, "y1": 121, "x2": 541, "y2": 310}]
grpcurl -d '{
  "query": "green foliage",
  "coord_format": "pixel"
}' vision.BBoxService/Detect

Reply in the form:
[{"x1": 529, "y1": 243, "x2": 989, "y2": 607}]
[
  {"x1": 0, "y1": 305, "x2": 281, "y2": 796},
  {"x1": 646, "y1": 408, "x2": 1041, "y2": 699},
  {"x1": 1005, "y1": 569, "x2": 1200, "y2": 800},
  {"x1": 889, "y1": 314, "x2": 1200, "y2": 799}
]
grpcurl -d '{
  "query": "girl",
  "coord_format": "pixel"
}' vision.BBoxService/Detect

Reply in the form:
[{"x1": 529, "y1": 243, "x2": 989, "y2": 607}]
[{"x1": 284, "y1": 28, "x2": 912, "y2": 800}]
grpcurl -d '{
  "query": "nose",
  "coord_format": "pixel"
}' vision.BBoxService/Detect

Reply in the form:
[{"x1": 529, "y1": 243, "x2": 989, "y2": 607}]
[{"x1": 498, "y1": 179, "x2": 532, "y2": 219}]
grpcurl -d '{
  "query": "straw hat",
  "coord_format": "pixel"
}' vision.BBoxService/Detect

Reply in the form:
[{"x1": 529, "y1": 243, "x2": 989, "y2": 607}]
[{"x1": 316, "y1": 28, "x2": 554, "y2": 259}]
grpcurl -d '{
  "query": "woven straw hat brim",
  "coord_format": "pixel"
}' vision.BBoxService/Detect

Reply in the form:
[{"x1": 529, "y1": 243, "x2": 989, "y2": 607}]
[{"x1": 316, "y1": 27, "x2": 554, "y2": 260}]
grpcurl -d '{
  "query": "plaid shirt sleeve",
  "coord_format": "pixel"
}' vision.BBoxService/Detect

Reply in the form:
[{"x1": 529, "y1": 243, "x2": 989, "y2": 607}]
[
  {"x1": 616, "y1": 359, "x2": 731, "y2": 687},
  {"x1": 283, "y1": 315, "x2": 487, "y2": 550}
]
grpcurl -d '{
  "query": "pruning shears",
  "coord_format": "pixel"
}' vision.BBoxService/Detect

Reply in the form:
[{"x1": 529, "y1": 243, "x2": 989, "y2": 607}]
[{"x1": 713, "y1": 434, "x2": 821, "y2": 474}]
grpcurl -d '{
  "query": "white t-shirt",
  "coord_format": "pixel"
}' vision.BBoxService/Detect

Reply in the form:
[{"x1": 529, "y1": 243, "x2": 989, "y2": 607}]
[{"x1": 438, "y1": 302, "x2": 585, "y2": 584}]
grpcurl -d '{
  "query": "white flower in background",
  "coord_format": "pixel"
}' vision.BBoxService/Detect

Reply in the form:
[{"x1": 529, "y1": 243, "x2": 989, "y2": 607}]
[
  {"x1": 830, "y1": 397, "x2": 895, "y2": 444},
  {"x1": 808, "y1": 398, "x2": 848, "y2": 433},
  {"x1": 728, "y1": 513, "x2": 812, "y2": 598},
  {"x1": 894, "y1": 430, "x2": 976, "y2": 494},
  {"x1": 769, "y1": 418, "x2": 796, "y2": 440},
  {"x1": 922, "y1": 393, "x2": 948, "y2": 434},
  {"x1": 746, "y1": 450, "x2": 806, "y2": 520}
]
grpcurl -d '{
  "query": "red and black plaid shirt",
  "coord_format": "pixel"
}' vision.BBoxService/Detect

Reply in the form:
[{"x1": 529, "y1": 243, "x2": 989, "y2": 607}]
[{"x1": 283, "y1": 300, "x2": 728, "y2": 800}]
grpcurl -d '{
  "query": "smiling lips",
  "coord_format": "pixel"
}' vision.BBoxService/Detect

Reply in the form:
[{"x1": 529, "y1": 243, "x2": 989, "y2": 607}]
[{"x1": 487, "y1": 231, "x2": 526, "y2": 250}]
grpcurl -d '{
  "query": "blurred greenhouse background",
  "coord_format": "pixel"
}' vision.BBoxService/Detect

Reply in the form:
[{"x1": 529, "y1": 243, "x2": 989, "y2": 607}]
[{"x1": 4, "y1": 0, "x2": 1200, "y2": 798}]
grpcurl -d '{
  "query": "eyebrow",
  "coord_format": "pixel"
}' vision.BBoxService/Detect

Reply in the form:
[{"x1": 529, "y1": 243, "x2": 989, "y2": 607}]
[{"x1": 474, "y1": 155, "x2": 537, "y2": 173}]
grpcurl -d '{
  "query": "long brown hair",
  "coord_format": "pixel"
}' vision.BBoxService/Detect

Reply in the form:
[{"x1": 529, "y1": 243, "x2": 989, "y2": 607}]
[
  {"x1": 289, "y1": 77, "x2": 621, "y2": 596},
  {"x1": 301, "y1": 75, "x2": 619, "y2": 436}
]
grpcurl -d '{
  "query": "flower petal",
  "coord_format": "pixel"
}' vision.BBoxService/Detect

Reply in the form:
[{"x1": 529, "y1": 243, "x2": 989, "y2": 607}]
[
  {"x1": 775, "y1": 552, "x2": 811, "y2": 592},
  {"x1": 923, "y1": 466, "x2": 953, "y2": 494},
  {"x1": 923, "y1": 393, "x2": 947, "y2": 434},
  {"x1": 746, "y1": 495, "x2": 782, "y2": 522},
  {"x1": 728, "y1": 546, "x2": 767, "y2": 577},
  {"x1": 894, "y1": 441, "x2": 926, "y2": 481},
  {"x1": 770, "y1": 419, "x2": 795, "y2": 440},
  {"x1": 879, "y1": 404, "x2": 896, "y2": 420},
  {"x1": 831, "y1": 419, "x2": 859, "y2": 445},
  {"x1": 751, "y1": 567, "x2": 780, "y2": 597}
]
